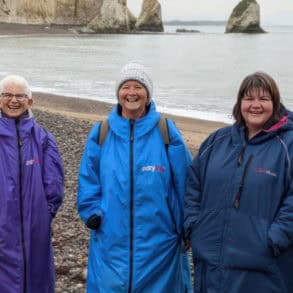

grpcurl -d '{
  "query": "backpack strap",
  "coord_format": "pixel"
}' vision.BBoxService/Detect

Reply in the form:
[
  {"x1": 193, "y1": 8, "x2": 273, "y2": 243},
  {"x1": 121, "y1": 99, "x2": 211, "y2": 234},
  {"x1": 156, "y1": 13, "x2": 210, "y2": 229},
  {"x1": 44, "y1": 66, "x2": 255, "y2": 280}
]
[
  {"x1": 158, "y1": 116, "x2": 170, "y2": 148},
  {"x1": 97, "y1": 120, "x2": 109, "y2": 146},
  {"x1": 97, "y1": 117, "x2": 170, "y2": 147}
]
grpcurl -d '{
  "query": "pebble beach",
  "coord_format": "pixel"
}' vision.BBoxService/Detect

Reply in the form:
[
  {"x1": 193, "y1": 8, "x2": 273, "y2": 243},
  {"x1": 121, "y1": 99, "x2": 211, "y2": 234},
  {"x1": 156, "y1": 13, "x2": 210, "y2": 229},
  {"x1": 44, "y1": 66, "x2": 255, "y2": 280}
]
[
  {"x1": 1, "y1": 20, "x2": 227, "y2": 291},
  {"x1": 32, "y1": 92, "x2": 226, "y2": 292}
]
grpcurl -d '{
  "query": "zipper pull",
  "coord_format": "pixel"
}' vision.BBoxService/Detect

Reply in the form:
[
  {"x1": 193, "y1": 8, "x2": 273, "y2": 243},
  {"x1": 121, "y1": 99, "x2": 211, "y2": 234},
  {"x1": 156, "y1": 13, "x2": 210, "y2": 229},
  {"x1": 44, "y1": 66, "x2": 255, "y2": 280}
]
[
  {"x1": 15, "y1": 119, "x2": 22, "y2": 146},
  {"x1": 234, "y1": 154, "x2": 253, "y2": 209},
  {"x1": 234, "y1": 192, "x2": 240, "y2": 209},
  {"x1": 238, "y1": 147, "x2": 245, "y2": 166},
  {"x1": 130, "y1": 119, "x2": 134, "y2": 141}
]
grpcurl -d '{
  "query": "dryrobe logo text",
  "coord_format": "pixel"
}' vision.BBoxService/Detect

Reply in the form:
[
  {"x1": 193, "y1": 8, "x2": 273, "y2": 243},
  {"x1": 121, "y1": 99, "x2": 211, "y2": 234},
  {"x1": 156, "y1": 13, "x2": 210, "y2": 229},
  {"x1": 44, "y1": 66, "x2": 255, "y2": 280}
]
[
  {"x1": 141, "y1": 165, "x2": 165, "y2": 172},
  {"x1": 254, "y1": 168, "x2": 277, "y2": 177},
  {"x1": 26, "y1": 158, "x2": 40, "y2": 166}
]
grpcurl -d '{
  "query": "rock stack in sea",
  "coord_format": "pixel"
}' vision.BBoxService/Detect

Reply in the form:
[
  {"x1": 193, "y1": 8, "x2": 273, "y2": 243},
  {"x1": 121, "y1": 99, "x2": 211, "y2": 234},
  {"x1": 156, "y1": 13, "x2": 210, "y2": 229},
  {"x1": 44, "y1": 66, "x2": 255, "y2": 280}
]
[
  {"x1": 135, "y1": 0, "x2": 164, "y2": 32},
  {"x1": 225, "y1": 0, "x2": 265, "y2": 33},
  {"x1": 86, "y1": 0, "x2": 133, "y2": 33}
]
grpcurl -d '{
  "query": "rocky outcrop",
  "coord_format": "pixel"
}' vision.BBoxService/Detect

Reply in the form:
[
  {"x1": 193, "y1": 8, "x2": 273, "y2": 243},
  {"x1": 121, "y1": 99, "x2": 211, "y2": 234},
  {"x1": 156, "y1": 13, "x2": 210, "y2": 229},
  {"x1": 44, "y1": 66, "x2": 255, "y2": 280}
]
[
  {"x1": 54, "y1": 0, "x2": 101, "y2": 25},
  {"x1": 87, "y1": 0, "x2": 130, "y2": 33},
  {"x1": 135, "y1": 0, "x2": 163, "y2": 32},
  {"x1": 0, "y1": 0, "x2": 163, "y2": 33},
  {"x1": 176, "y1": 28, "x2": 200, "y2": 33},
  {"x1": 0, "y1": 0, "x2": 101, "y2": 25},
  {"x1": 225, "y1": 0, "x2": 265, "y2": 33},
  {"x1": 0, "y1": 0, "x2": 54, "y2": 24},
  {"x1": 127, "y1": 8, "x2": 137, "y2": 31}
]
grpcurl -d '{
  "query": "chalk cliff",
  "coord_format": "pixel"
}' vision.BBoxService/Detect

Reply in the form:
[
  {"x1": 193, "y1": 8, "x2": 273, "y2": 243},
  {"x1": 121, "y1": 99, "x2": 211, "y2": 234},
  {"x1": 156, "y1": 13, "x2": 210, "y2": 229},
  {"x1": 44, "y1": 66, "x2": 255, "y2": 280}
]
[
  {"x1": 226, "y1": 0, "x2": 265, "y2": 33},
  {"x1": 0, "y1": 0, "x2": 54, "y2": 24},
  {"x1": 87, "y1": 0, "x2": 129, "y2": 33},
  {"x1": 135, "y1": 0, "x2": 163, "y2": 32},
  {"x1": 0, "y1": 0, "x2": 163, "y2": 33},
  {"x1": 54, "y1": 0, "x2": 100, "y2": 25}
]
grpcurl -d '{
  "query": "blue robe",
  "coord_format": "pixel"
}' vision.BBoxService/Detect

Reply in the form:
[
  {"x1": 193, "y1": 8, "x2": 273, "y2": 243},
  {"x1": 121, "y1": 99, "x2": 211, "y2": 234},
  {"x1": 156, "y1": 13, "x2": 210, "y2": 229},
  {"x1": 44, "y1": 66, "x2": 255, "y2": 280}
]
[
  {"x1": 78, "y1": 102, "x2": 192, "y2": 292},
  {"x1": 185, "y1": 109, "x2": 293, "y2": 292}
]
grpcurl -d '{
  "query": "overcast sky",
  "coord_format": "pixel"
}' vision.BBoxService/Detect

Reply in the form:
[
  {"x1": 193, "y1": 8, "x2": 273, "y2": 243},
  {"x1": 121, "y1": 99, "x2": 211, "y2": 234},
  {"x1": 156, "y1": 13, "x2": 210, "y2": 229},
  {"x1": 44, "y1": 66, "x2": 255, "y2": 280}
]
[{"x1": 127, "y1": 0, "x2": 293, "y2": 25}]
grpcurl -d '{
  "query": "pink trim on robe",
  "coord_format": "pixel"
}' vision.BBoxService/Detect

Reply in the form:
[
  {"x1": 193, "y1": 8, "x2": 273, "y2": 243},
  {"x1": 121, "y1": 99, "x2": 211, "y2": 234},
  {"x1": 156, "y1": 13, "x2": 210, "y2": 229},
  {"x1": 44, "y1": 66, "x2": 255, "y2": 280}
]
[{"x1": 264, "y1": 115, "x2": 288, "y2": 132}]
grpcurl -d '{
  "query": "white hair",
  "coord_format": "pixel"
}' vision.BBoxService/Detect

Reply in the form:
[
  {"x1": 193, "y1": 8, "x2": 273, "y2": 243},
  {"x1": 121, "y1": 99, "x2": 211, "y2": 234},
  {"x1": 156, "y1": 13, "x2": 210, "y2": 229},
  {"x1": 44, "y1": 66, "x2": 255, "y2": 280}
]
[{"x1": 0, "y1": 75, "x2": 32, "y2": 98}]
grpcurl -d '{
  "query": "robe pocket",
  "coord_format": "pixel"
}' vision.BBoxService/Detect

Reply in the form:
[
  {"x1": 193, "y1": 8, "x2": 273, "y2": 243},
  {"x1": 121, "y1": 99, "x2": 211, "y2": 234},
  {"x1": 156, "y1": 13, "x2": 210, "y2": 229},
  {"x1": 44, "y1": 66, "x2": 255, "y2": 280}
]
[
  {"x1": 191, "y1": 208, "x2": 225, "y2": 265},
  {"x1": 223, "y1": 210, "x2": 274, "y2": 272}
]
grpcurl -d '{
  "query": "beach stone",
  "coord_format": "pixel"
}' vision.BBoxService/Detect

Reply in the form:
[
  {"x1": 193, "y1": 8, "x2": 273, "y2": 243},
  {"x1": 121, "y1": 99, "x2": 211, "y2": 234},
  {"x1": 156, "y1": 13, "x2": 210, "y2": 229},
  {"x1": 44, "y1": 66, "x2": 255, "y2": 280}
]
[
  {"x1": 33, "y1": 109, "x2": 91, "y2": 292},
  {"x1": 135, "y1": 0, "x2": 164, "y2": 32},
  {"x1": 225, "y1": 0, "x2": 266, "y2": 33}
]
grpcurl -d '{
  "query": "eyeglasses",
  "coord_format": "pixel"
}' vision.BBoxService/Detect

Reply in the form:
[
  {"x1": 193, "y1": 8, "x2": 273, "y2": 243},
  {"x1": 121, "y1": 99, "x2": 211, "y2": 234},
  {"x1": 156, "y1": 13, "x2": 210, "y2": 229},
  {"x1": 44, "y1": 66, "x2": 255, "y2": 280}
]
[{"x1": 1, "y1": 92, "x2": 29, "y2": 101}]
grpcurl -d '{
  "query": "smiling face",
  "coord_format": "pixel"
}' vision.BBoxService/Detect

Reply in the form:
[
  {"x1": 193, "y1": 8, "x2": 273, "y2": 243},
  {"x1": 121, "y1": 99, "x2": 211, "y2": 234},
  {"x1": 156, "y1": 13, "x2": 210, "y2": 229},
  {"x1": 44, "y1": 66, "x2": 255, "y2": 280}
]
[
  {"x1": 241, "y1": 87, "x2": 273, "y2": 138},
  {"x1": 0, "y1": 82, "x2": 33, "y2": 118},
  {"x1": 118, "y1": 80, "x2": 148, "y2": 119}
]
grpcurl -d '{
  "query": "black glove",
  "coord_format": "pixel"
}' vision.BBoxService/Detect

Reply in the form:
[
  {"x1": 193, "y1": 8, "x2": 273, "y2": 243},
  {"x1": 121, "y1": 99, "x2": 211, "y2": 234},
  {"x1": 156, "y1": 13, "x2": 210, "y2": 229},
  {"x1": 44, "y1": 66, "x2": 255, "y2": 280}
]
[{"x1": 86, "y1": 214, "x2": 101, "y2": 230}]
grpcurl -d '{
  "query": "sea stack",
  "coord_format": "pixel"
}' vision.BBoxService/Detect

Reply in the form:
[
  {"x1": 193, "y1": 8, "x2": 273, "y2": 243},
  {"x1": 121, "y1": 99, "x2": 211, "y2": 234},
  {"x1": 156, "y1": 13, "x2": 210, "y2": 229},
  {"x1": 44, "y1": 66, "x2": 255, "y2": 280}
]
[
  {"x1": 87, "y1": 0, "x2": 130, "y2": 33},
  {"x1": 135, "y1": 0, "x2": 164, "y2": 32},
  {"x1": 225, "y1": 0, "x2": 265, "y2": 33}
]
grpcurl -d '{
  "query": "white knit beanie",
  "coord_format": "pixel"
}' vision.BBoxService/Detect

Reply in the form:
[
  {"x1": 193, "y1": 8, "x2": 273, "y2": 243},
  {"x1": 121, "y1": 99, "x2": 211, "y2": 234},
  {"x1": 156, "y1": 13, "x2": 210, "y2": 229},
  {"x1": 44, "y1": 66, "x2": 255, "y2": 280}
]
[{"x1": 116, "y1": 62, "x2": 153, "y2": 104}]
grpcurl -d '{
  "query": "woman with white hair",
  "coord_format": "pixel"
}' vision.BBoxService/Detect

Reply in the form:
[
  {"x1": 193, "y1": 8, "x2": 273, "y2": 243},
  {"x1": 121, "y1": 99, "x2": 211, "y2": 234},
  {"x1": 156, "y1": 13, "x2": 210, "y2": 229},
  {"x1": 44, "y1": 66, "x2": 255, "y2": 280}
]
[
  {"x1": 0, "y1": 75, "x2": 64, "y2": 293},
  {"x1": 78, "y1": 63, "x2": 192, "y2": 292}
]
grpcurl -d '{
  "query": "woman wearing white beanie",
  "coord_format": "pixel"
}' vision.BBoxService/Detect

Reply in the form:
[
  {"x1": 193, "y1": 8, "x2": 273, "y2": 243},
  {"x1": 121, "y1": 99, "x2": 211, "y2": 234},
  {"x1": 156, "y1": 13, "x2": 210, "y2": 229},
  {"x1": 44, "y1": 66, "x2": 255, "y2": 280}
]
[{"x1": 78, "y1": 62, "x2": 192, "y2": 292}]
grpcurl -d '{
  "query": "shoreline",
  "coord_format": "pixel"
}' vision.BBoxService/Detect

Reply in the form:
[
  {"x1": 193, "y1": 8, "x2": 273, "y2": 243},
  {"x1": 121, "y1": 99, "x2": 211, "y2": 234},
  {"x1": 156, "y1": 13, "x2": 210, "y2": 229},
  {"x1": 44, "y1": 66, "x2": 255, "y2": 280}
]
[
  {"x1": 0, "y1": 22, "x2": 82, "y2": 36},
  {"x1": 0, "y1": 22, "x2": 176, "y2": 37},
  {"x1": 33, "y1": 91, "x2": 228, "y2": 154}
]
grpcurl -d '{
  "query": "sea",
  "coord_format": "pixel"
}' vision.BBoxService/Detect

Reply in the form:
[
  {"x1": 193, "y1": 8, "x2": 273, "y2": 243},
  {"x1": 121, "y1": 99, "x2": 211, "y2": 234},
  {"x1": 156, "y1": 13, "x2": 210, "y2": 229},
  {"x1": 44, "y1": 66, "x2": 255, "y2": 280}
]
[{"x1": 1, "y1": 24, "x2": 293, "y2": 124}]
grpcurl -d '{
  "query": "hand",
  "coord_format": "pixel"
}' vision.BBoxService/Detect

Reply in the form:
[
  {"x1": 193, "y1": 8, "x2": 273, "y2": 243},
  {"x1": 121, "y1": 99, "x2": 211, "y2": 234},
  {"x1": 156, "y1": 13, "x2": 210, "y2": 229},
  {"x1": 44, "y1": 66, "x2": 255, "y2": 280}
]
[{"x1": 86, "y1": 214, "x2": 101, "y2": 230}]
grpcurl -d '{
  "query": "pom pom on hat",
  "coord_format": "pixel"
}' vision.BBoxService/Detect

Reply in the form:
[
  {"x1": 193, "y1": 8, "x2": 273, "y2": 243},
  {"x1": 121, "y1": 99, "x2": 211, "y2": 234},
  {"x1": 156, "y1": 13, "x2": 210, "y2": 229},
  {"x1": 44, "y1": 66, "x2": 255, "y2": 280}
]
[{"x1": 116, "y1": 62, "x2": 153, "y2": 104}]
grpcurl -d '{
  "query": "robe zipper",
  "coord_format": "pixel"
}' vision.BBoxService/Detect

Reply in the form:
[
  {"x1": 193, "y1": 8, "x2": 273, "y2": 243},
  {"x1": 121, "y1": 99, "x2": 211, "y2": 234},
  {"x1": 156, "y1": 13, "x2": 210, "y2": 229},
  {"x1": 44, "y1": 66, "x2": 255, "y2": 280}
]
[
  {"x1": 128, "y1": 119, "x2": 134, "y2": 293},
  {"x1": 234, "y1": 154, "x2": 253, "y2": 209},
  {"x1": 16, "y1": 120, "x2": 27, "y2": 293}
]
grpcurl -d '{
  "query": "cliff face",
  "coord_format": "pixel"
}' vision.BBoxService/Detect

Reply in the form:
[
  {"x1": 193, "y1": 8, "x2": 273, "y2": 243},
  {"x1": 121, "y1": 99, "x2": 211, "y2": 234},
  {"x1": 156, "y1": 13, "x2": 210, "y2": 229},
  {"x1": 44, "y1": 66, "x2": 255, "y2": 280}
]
[
  {"x1": 226, "y1": 0, "x2": 265, "y2": 33},
  {"x1": 135, "y1": 0, "x2": 163, "y2": 32},
  {"x1": 87, "y1": 0, "x2": 129, "y2": 33},
  {"x1": 0, "y1": 0, "x2": 54, "y2": 24},
  {"x1": 0, "y1": 0, "x2": 163, "y2": 33},
  {"x1": 54, "y1": 0, "x2": 101, "y2": 25},
  {"x1": 0, "y1": 0, "x2": 99, "y2": 25}
]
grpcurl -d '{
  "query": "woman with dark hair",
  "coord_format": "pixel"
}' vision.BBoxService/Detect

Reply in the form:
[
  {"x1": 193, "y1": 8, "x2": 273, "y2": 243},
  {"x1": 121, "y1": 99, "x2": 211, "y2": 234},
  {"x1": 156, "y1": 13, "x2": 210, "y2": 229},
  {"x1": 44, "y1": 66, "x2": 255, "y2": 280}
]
[{"x1": 184, "y1": 71, "x2": 293, "y2": 292}]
